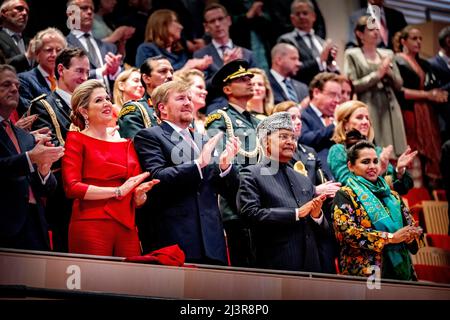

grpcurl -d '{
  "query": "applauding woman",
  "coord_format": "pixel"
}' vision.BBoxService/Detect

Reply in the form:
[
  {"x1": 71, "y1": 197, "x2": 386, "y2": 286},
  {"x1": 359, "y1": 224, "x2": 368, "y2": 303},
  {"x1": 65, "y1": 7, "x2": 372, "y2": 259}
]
[
  {"x1": 62, "y1": 80, "x2": 158, "y2": 257},
  {"x1": 332, "y1": 141, "x2": 422, "y2": 280}
]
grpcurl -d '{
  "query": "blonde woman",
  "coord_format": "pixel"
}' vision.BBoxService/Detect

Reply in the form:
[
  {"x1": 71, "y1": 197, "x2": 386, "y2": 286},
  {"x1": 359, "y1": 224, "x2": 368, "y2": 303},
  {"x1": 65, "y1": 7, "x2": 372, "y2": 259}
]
[{"x1": 247, "y1": 68, "x2": 274, "y2": 118}]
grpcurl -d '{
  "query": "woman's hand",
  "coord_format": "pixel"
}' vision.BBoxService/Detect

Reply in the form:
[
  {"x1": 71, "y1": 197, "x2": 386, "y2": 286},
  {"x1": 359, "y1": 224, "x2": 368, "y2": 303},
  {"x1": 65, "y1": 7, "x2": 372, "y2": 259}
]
[
  {"x1": 427, "y1": 89, "x2": 448, "y2": 103},
  {"x1": 315, "y1": 181, "x2": 341, "y2": 197},
  {"x1": 133, "y1": 179, "x2": 160, "y2": 207},
  {"x1": 390, "y1": 225, "x2": 423, "y2": 244},
  {"x1": 396, "y1": 146, "x2": 417, "y2": 178},
  {"x1": 117, "y1": 172, "x2": 151, "y2": 198},
  {"x1": 379, "y1": 145, "x2": 392, "y2": 175}
]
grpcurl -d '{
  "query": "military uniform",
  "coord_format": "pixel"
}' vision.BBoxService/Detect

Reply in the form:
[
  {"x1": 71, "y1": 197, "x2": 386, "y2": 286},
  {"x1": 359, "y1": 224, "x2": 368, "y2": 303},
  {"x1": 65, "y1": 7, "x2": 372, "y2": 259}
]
[
  {"x1": 118, "y1": 93, "x2": 159, "y2": 139},
  {"x1": 290, "y1": 143, "x2": 328, "y2": 186},
  {"x1": 28, "y1": 91, "x2": 73, "y2": 252}
]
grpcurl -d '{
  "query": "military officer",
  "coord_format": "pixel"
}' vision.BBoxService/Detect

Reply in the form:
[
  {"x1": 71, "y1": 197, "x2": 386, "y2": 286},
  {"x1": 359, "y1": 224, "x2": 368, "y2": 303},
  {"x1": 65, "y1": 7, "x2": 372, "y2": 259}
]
[
  {"x1": 118, "y1": 56, "x2": 173, "y2": 138},
  {"x1": 205, "y1": 59, "x2": 260, "y2": 267},
  {"x1": 27, "y1": 47, "x2": 89, "y2": 252}
]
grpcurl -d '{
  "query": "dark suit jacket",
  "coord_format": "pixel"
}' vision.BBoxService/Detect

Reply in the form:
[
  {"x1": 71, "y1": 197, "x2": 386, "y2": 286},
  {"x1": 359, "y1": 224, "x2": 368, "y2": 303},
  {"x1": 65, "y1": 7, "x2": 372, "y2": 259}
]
[
  {"x1": 18, "y1": 67, "x2": 52, "y2": 113},
  {"x1": 66, "y1": 32, "x2": 117, "y2": 80},
  {"x1": 0, "y1": 28, "x2": 31, "y2": 73},
  {"x1": 269, "y1": 72, "x2": 309, "y2": 104},
  {"x1": 429, "y1": 54, "x2": 450, "y2": 92},
  {"x1": 346, "y1": 6, "x2": 407, "y2": 50},
  {"x1": 0, "y1": 120, "x2": 56, "y2": 249},
  {"x1": 298, "y1": 105, "x2": 335, "y2": 178},
  {"x1": 277, "y1": 30, "x2": 328, "y2": 85},
  {"x1": 237, "y1": 160, "x2": 334, "y2": 272},
  {"x1": 134, "y1": 121, "x2": 239, "y2": 264}
]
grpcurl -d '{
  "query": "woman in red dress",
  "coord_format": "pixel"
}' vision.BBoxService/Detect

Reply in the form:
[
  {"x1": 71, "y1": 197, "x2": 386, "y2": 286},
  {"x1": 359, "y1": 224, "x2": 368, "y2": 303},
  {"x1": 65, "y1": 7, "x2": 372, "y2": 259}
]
[{"x1": 62, "y1": 80, "x2": 158, "y2": 257}]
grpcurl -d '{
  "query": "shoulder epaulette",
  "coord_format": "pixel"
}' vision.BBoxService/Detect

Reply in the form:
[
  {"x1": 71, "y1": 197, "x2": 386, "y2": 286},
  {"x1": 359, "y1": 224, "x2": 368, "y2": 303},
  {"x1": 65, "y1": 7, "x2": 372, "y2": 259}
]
[
  {"x1": 204, "y1": 112, "x2": 222, "y2": 127},
  {"x1": 118, "y1": 104, "x2": 137, "y2": 118},
  {"x1": 30, "y1": 93, "x2": 47, "y2": 104}
]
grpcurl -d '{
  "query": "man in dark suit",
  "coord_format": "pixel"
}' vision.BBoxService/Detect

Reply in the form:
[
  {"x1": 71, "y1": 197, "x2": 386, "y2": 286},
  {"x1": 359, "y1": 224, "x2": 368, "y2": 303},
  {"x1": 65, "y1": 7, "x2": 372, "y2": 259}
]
[
  {"x1": 65, "y1": 0, "x2": 122, "y2": 93},
  {"x1": 193, "y1": 3, "x2": 257, "y2": 114},
  {"x1": 134, "y1": 80, "x2": 240, "y2": 265},
  {"x1": 346, "y1": 0, "x2": 407, "y2": 50},
  {"x1": 277, "y1": 0, "x2": 338, "y2": 86},
  {"x1": 269, "y1": 43, "x2": 309, "y2": 105},
  {"x1": 0, "y1": 0, "x2": 31, "y2": 73},
  {"x1": 17, "y1": 28, "x2": 67, "y2": 115},
  {"x1": 298, "y1": 72, "x2": 340, "y2": 178},
  {"x1": 238, "y1": 111, "x2": 334, "y2": 273},
  {"x1": 0, "y1": 64, "x2": 64, "y2": 251},
  {"x1": 429, "y1": 26, "x2": 450, "y2": 142},
  {"x1": 27, "y1": 48, "x2": 89, "y2": 252}
]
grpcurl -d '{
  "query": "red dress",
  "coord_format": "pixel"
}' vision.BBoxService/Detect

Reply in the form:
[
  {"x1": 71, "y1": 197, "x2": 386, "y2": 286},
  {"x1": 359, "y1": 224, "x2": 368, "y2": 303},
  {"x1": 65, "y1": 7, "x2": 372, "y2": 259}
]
[{"x1": 62, "y1": 131, "x2": 142, "y2": 257}]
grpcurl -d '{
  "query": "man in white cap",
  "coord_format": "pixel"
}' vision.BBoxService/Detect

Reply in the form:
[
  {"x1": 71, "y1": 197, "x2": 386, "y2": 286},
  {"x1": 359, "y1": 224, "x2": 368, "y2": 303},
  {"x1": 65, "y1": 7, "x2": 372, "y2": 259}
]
[{"x1": 237, "y1": 111, "x2": 336, "y2": 273}]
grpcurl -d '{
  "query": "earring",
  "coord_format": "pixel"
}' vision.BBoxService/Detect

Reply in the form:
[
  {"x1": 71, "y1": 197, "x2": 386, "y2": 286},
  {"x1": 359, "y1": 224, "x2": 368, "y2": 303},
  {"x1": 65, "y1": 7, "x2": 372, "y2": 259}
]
[{"x1": 84, "y1": 117, "x2": 89, "y2": 129}]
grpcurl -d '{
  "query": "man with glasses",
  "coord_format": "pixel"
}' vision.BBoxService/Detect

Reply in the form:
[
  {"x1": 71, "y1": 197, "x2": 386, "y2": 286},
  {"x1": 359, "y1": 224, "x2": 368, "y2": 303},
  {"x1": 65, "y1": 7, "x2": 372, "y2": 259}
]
[
  {"x1": 298, "y1": 72, "x2": 340, "y2": 178},
  {"x1": 27, "y1": 48, "x2": 89, "y2": 252},
  {"x1": 0, "y1": 0, "x2": 31, "y2": 73},
  {"x1": 237, "y1": 111, "x2": 333, "y2": 273},
  {"x1": 194, "y1": 3, "x2": 256, "y2": 114}
]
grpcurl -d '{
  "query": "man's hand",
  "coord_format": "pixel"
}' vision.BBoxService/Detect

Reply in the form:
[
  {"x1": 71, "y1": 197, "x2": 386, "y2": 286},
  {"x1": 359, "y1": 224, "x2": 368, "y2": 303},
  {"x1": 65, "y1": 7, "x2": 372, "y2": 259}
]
[
  {"x1": 219, "y1": 137, "x2": 240, "y2": 171},
  {"x1": 15, "y1": 114, "x2": 38, "y2": 131},
  {"x1": 28, "y1": 137, "x2": 64, "y2": 173},
  {"x1": 102, "y1": 52, "x2": 122, "y2": 76},
  {"x1": 197, "y1": 132, "x2": 223, "y2": 168},
  {"x1": 30, "y1": 127, "x2": 52, "y2": 142},
  {"x1": 223, "y1": 47, "x2": 243, "y2": 64},
  {"x1": 297, "y1": 194, "x2": 327, "y2": 219}
]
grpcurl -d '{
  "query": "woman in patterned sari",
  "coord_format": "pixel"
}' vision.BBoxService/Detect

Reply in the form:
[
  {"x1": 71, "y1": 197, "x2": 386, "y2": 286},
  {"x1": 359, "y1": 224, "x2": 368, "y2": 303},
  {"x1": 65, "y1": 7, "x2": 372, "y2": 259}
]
[{"x1": 332, "y1": 141, "x2": 422, "y2": 280}]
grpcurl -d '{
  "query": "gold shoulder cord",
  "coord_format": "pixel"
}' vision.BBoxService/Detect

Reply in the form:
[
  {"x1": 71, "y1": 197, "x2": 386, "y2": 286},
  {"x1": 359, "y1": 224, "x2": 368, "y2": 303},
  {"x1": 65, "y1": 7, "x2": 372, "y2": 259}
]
[
  {"x1": 40, "y1": 99, "x2": 65, "y2": 146},
  {"x1": 216, "y1": 109, "x2": 260, "y2": 158},
  {"x1": 134, "y1": 102, "x2": 152, "y2": 128}
]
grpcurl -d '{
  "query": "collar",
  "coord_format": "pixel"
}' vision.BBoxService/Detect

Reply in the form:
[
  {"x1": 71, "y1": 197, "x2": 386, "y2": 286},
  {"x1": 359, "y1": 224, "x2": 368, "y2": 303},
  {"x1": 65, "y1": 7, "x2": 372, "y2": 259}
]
[
  {"x1": 164, "y1": 120, "x2": 189, "y2": 135},
  {"x1": 296, "y1": 29, "x2": 315, "y2": 38},
  {"x1": 2, "y1": 28, "x2": 21, "y2": 38},
  {"x1": 0, "y1": 115, "x2": 6, "y2": 122},
  {"x1": 309, "y1": 103, "x2": 324, "y2": 118},
  {"x1": 439, "y1": 50, "x2": 450, "y2": 65},
  {"x1": 55, "y1": 89, "x2": 72, "y2": 107},
  {"x1": 270, "y1": 69, "x2": 287, "y2": 83},
  {"x1": 228, "y1": 102, "x2": 246, "y2": 114},
  {"x1": 72, "y1": 29, "x2": 92, "y2": 40},
  {"x1": 37, "y1": 65, "x2": 50, "y2": 78},
  {"x1": 212, "y1": 39, "x2": 233, "y2": 51}
]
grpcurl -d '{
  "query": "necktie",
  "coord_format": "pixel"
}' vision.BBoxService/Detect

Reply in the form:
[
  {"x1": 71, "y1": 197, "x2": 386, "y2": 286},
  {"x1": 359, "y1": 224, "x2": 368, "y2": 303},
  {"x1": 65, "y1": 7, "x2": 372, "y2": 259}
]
[
  {"x1": 12, "y1": 33, "x2": 26, "y2": 54},
  {"x1": 305, "y1": 34, "x2": 320, "y2": 58},
  {"x1": 379, "y1": 17, "x2": 388, "y2": 47},
  {"x1": 83, "y1": 33, "x2": 101, "y2": 67},
  {"x1": 283, "y1": 78, "x2": 298, "y2": 102},
  {"x1": 2, "y1": 120, "x2": 36, "y2": 204},
  {"x1": 322, "y1": 115, "x2": 333, "y2": 126},
  {"x1": 219, "y1": 45, "x2": 228, "y2": 60},
  {"x1": 47, "y1": 75, "x2": 57, "y2": 91},
  {"x1": 181, "y1": 129, "x2": 200, "y2": 154}
]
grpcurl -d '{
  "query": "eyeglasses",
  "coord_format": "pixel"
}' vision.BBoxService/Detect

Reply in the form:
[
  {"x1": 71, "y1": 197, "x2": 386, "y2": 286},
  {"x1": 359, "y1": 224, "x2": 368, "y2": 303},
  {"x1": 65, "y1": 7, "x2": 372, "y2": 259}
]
[
  {"x1": 205, "y1": 16, "x2": 227, "y2": 25},
  {"x1": 321, "y1": 90, "x2": 341, "y2": 100},
  {"x1": 277, "y1": 133, "x2": 296, "y2": 142}
]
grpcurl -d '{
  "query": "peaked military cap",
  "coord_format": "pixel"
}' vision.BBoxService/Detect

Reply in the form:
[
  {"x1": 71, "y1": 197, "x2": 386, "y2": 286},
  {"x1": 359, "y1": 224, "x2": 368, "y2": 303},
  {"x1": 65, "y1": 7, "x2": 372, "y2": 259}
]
[{"x1": 212, "y1": 59, "x2": 254, "y2": 88}]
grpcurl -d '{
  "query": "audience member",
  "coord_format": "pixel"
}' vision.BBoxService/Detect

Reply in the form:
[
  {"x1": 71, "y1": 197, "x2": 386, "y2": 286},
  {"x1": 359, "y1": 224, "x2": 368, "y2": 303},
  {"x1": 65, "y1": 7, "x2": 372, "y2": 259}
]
[
  {"x1": 27, "y1": 48, "x2": 90, "y2": 252},
  {"x1": 18, "y1": 28, "x2": 67, "y2": 114},
  {"x1": 135, "y1": 9, "x2": 211, "y2": 72},
  {"x1": 0, "y1": 0, "x2": 31, "y2": 73},
  {"x1": 112, "y1": 67, "x2": 145, "y2": 116},
  {"x1": 332, "y1": 141, "x2": 422, "y2": 280},
  {"x1": 268, "y1": 43, "x2": 308, "y2": 106},
  {"x1": 247, "y1": 67, "x2": 273, "y2": 119},
  {"x1": 238, "y1": 112, "x2": 333, "y2": 273},
  {"x1": 394, "y1": 26, "x2": 448, "y2": 188},
  {"x1": 298, "y1": 72, "x2": 340, "y2": 178},
  {"x1": 0, "y1": 64, "x2": 63, "y2": 251},
  {"x1": 347, "y1": 0, "x2": 407, "y2": 50},
  {"x1": 62, "y1": 79, "x2": 158, "y2": 257},
  {"x1": 205, "y1": 60, "x2": 261, "y2": 267},
  {"x1": 336, "y1": 75, "x2": 354, "y2": 103},
  {"x1": 328, "y1": 100, "x2": 415, "y2": 195},
  {"x1": 429, "y1": 26, "x2": 450, "y2": 142},
  {"x1": 133, "y1": 80, "x2": 240, "y2": 265},
  {"x1": 277, "y1": 0, "x2": 338, "y2": 85},
  {"x1": 344, "y1": 15, "x2": 406, "y2": 158},
  {"x1": 118, "y1": 56, "x2": 173, "y2": 138}
]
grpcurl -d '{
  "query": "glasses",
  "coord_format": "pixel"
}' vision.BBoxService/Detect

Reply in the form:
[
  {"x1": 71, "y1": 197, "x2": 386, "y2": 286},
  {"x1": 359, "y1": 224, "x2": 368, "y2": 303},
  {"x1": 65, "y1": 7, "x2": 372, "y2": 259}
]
[
  {"x1": 205, "y1": 16, "x2": 227, "y2": 25},
  {"x1": 321, "y1": 90, "x2": 341, "y2": 100},
  {"x1": 277, "y1": 133, "x2": 296, "y2": 142}
]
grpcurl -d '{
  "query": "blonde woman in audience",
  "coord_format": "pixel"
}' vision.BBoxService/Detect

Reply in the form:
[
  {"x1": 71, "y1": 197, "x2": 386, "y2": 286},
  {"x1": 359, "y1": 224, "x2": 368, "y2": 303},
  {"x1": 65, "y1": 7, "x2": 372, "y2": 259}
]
[
  {"x1": 247, "y1": 68, "x2": 274, "y2": 119},
  {"x1": 174, "y1": 68, "x2": 208, "y2": 134}
]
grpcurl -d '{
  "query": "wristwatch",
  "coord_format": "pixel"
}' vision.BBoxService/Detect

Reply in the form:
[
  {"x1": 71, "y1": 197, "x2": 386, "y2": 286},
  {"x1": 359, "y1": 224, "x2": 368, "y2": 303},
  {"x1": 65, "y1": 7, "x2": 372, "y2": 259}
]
[{"x1": 383, "y1": 232, "x2": 394, "y2": 244}]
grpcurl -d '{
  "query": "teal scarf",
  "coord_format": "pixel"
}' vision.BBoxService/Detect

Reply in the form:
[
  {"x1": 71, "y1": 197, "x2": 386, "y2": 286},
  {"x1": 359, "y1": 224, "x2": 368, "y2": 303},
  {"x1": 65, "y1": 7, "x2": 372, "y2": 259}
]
[{"x1": 348, "y1": 174, "x2": 412, "y2": 280}]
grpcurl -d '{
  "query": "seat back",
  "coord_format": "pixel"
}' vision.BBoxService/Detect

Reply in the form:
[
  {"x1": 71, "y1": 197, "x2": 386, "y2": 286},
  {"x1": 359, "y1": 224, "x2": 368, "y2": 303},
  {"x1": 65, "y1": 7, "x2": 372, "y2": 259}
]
[
  {"x1": 422, "y1": 201, "x2": 449, "y2": 235},
  {"x1": 411, "y1": 246, "x2": 450, "y2": 266},
  {"x1": 432, "y1": 189, "x2": 447, "y2": 201},
  {"x1": 403, "y1": 187, "x2": 431, "y2": 208}
]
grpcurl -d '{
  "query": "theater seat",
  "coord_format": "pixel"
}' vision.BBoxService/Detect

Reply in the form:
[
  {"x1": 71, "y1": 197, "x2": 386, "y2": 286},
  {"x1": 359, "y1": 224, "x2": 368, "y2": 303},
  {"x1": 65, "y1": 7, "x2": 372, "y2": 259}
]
[
  {"x1": 432, "y1": 189, "x2": 447, "y2": 201},
  {"x1": 422, "y1": 201, "x2": 449, "y2": 235},
  {"x1": 403, "y1": 187, "x2": 431, "y2": 208},
  {"x1": 413, "y1": 265, "x2": 450, "y2": 284},
  {"x1": 426, "y1": 234, "x2": 450, "y2": 252}
]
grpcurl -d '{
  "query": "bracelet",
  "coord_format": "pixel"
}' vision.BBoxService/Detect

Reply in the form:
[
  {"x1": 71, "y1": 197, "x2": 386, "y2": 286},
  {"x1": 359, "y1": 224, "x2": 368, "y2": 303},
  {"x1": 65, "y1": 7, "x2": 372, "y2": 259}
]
[
  {"x1": 396, "y1": 166, "x2": 406, "y2": 175},
  {"x1": 114, "y1": 187, "x2": 122, "y2": 199}
]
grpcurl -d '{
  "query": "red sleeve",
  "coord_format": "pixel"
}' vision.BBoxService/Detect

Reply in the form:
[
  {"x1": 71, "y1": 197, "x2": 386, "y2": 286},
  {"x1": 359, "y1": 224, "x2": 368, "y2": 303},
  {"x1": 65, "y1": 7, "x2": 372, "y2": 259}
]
[{"x1": 62, "y1": 132, "x2": 89, "y2": 199}]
